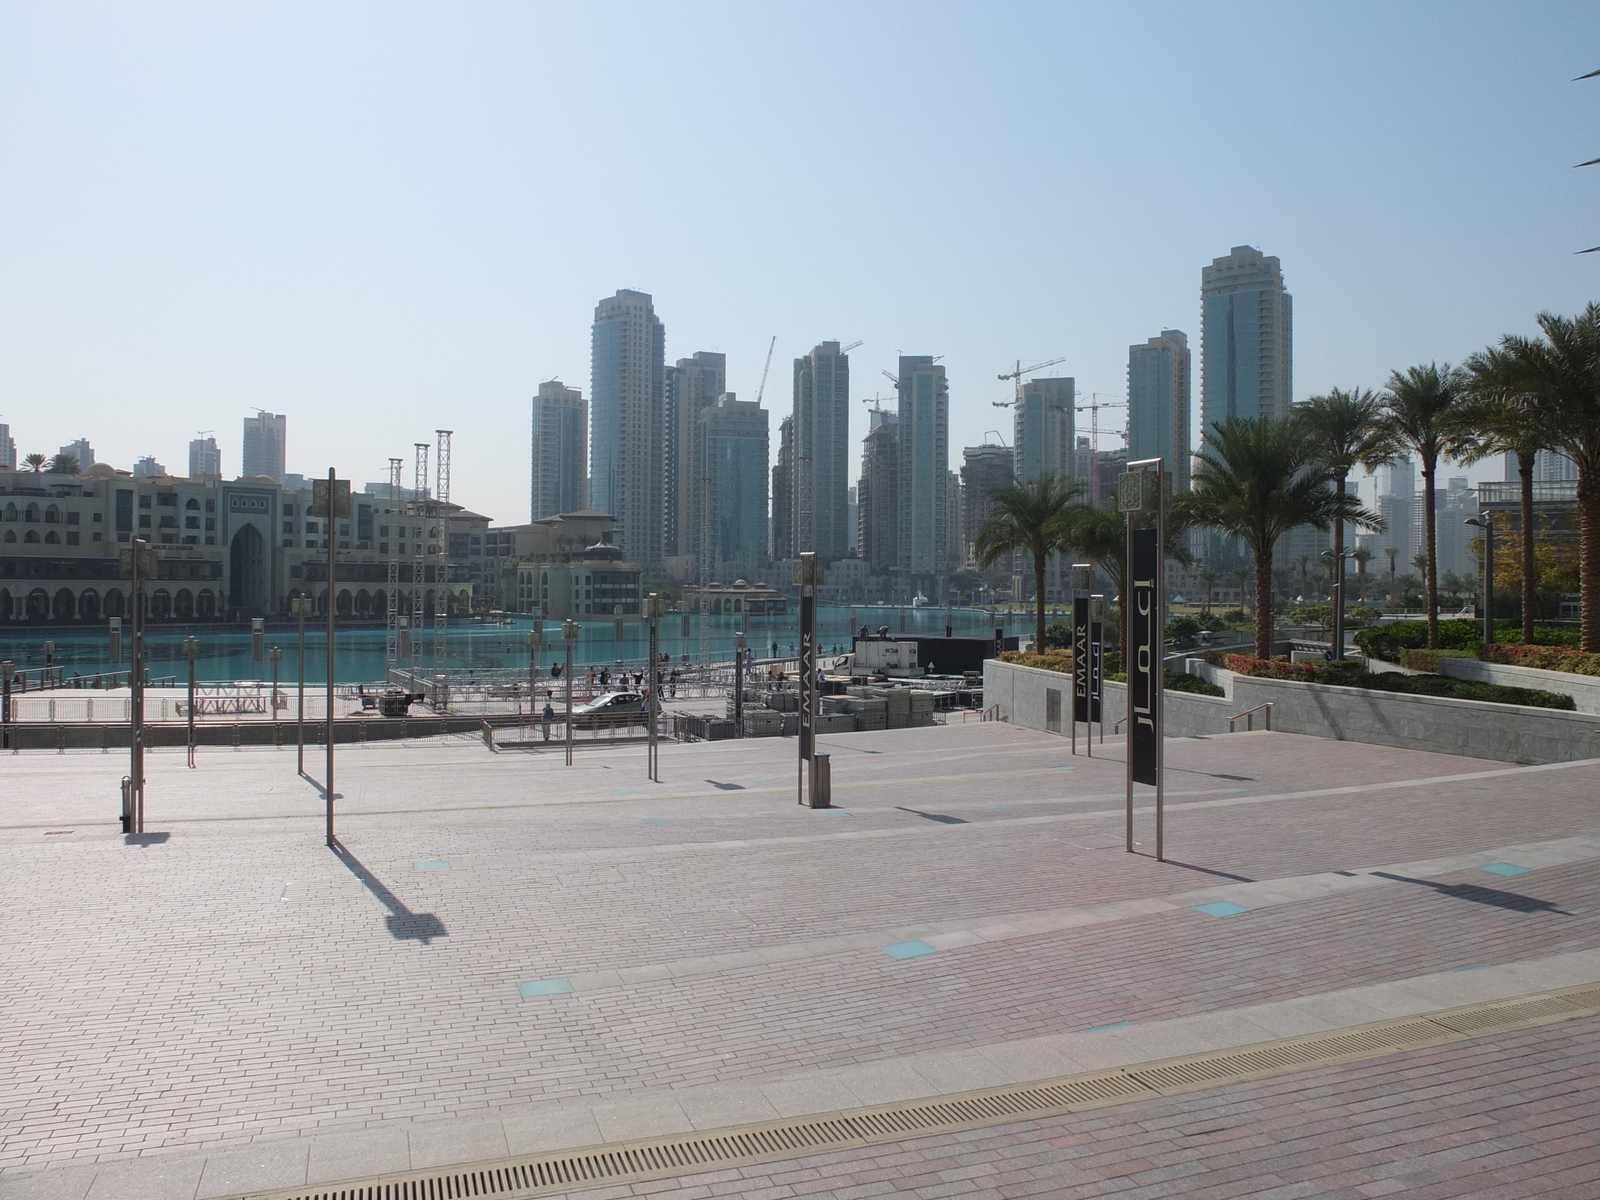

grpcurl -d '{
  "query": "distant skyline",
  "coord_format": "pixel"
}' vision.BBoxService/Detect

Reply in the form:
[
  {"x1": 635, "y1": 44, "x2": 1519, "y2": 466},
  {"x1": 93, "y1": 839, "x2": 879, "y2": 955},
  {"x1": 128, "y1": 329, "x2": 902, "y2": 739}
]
[{"x1": 3, "y1": 2, "x2": 1599, "y2": 527}]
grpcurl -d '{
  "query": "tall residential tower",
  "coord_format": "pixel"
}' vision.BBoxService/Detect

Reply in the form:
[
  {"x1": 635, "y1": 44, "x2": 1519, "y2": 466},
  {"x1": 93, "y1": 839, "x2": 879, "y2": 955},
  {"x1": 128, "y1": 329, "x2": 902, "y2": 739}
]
[
  {"x1": 897, "y1": 356, "x2": 949, "y2": 585},
  {"x1": 590, "y1": 289, "x2": 665, "y2": 568},
  {"x1": 1200, "y1": 247, "x2": 1292, "y2": 435},
  {"x1": 1127, "y1": 330, "x2": 1191, "y2": 491},
  {"x1": 664, "y1": 352, "x2": 727, "y2": 560},
  {"x1": 530, "y1": 380, "x2": 588, "y2": 521},
  {"x1": 790, "y1": 342, "x2": 852, "y2": 562},
  {"x1": 241, "y1": 413, "x2": 286, "y2": 484}
]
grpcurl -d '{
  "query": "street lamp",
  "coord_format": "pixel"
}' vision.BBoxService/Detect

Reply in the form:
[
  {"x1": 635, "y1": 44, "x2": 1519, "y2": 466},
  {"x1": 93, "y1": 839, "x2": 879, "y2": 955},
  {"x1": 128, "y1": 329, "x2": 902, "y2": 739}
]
[
  {"x1": 1465, "y1": 514, "x2": 1495, "y2": 645},
  {"x1": 290, "y1": 596, "x2": 313, "y2": 775},
  {"x1": 732, "y1": 630, "x2": 747, "y2": 738},
  {"x1": 644, "y1": 593, "x2": 662, "y2": 781},
  {"x1": 183, "y1": 636, "x2": 199, "y2": 768},
  {"x1": 268, "y1": 645, "x2": 283, "y2": 722},
  {"x1": 562, "y1": 618, "x2": 580, "y2": 766},
  {"x1": 1385, "y1": 547, "x2": 1398, "y2": 613},
  {"x1": 525, "y1": 623, "x2": 543, "y2": 736}
]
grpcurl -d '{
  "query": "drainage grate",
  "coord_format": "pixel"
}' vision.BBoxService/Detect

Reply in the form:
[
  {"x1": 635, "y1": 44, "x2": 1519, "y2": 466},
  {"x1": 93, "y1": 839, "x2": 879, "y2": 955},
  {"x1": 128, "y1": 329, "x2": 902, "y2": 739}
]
[{"x1": 238, "y1": 982, "x2": 1600, "y2": 1200}]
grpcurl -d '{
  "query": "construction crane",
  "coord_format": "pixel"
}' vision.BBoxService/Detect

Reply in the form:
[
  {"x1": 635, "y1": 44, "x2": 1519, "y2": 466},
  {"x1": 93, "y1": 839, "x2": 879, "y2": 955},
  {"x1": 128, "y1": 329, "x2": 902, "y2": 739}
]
[
  {"x1": 860, "y1": 391, "x2": 894, "y2": 417},
  {"x1": 1075, "y1": 393, "x2": 1128, "y2": 453},
  {"x1": 882, "y1": 369, "x2": 898, "y2": 389},
  {"x1": 993, "y1": 357, "x2": 1067, "y2": 408},
  {"x1": 753, "y1": 336, "x2": 776, "y2": 405},
  {"x1": 840, "y1": 340, "x2": 863, "y2": 353}
]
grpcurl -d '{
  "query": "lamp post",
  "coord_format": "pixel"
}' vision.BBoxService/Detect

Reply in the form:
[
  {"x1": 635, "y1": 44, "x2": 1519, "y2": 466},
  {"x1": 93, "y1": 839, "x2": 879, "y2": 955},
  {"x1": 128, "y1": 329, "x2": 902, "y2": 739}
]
[
  {"x1": 732, "y1": 630, "x2": 747, "y2": 738},
  {"x1": 183, "y1": 636, "x2": 199, "y2": 768},
  {"x1": 1, "y1": 661, "x2": 13, "y2": 747},
  {"x1": 291, "y1": 596, "x2": 312, "y2": 775},
  {"x1": 1326, "y1": 548, "x2": 1354, "y2": 660},
  {"x1": 525, "y1": 624, "x2": 542, "y2": 736},
  {"x1": 644, "y1": 593, "x2": 662, "y2": 781},
  {"x1": 269, "y1": 645, "x2": 283, "y2": 722},
  {"x1": 43, "y1": 640, "x2": 55, "y2": 689},
  {"x1": 1466, "y1": 514, "x2": 1495, "y2": 645},
  {"x1": 125, "y1": 538, "x2": 152, "y2": 834},
  {"x1": 562, "y1": 618, "x2": 579, "y2": 766},
  {"x1": 1385, "y1": 547, "x2": 1398, "y2": 613}
]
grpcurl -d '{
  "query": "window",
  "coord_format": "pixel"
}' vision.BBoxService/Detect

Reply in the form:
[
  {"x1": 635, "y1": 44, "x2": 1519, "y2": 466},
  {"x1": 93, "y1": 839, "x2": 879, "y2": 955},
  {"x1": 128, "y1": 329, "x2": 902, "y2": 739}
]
[
  {"x1": 66, "y1": 511, "x2": 80, "y2": 525},
  {"x1": 66, "y1": 531, "x2": 79, "y2": 545},
  {"x1": 305, "y1": 540, "x2": 318, "y2": 548},
  {"x1": 157, "y1": 492, "x2": 176, "y2": 507},
  {"x1": 379, "y1": 542, "x2": 389, "y2": 554},
  {"x1": 139, "y1": 494, "x2": 151, "y2": 509},
  {"x1": 158, "y1": 515, "x2": 178, "y2": 529},
  {"x1": 185, "y1": 498, "x2": 200, "y2": 510},
  {"x1": 283, "y1": 521, "x2": 294, "y2": 534},
  {"x1": 183, "y1": 535, "x2": 198, "y2": 545},
  {"x1": 205, "y1": 499, "x2": 215, "y2": 513},
  {"x1": 92, "y1": 512, "x2": 102, "y2": 522},
  {"x1": 204, "y1": 518, "x2": 214, "y2": 531},
  {"x1": 184, "y1": 516, "x2": 198, "y2": 529},
  {"x1": 138, "y1": 514, "x2": 151, "y2": 529},
  {"x1": 283, "y1": 503, "x2": 296, "y2": 516},
  {"x1": 92, "y1": 532, "x2": 102, "y2": 542},
  {"x1": 283, "y1": 539, "x2": 294, "y2": 549},
  {"x1": 379, "y1": 525, "x2": 389, "y2": 536},
  {"x1": 45, "y1": 530, "x2": 59, "y2": 543},
  {"x1": 204, "y1": 536, "x2": 214, "y2": 545}
]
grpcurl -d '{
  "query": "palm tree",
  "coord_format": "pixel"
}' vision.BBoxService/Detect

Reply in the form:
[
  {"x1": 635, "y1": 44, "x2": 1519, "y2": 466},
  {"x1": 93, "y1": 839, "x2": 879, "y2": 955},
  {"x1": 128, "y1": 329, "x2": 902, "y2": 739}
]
[
  {"x1": 1383, "y1": 363, "x2": 1473, "y2": 649},
  {"x1": 1186, "y1": 416, "x2": 1377, "y2": 659},
  {"x1": 1294, "y1": 554, "x2": 1312, "y2": 602},
  {"x1": 1196, "y1": 566, "x2": 1217, "y2": 613},
  {"x1": 1464, "y1": 342, "x2": 1567, "y2": 645},
  {"x1": 23, "y1": 452, "x2": 47, "y2": 473},
  {"x1": 973, "y1": 472, "x2": 1083, "y2": 651},
  {"x1": 1297, "y1": 387, "x2": 1395, "y2": 656},
  {"x1": 47, "y1": 453, "x2": 80, "y2": 476},
  {"x1": 1052, "y1": 496, "x2": 1194, "y2": 659},
  {"x1": 1351, "y1": 546, "x2": 1372, "y2": 601}
]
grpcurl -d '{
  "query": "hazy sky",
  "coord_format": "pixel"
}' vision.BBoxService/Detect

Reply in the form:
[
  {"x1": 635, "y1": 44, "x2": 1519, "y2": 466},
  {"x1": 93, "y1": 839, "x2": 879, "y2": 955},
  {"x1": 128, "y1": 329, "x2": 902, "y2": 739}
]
[{"x1": 2, "y1": 2, "x2": 1597, "y2": 523}]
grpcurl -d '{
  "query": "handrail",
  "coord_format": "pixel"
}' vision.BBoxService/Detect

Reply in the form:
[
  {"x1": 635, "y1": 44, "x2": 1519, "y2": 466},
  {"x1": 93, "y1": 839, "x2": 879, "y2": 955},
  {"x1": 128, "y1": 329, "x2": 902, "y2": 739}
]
[
  {"x1": 1113, "y1": 715, "x2": 1128, "y2": 731},
  {"x1": 1229, "y1": 701, "x2": 1274, "y2": 732}
]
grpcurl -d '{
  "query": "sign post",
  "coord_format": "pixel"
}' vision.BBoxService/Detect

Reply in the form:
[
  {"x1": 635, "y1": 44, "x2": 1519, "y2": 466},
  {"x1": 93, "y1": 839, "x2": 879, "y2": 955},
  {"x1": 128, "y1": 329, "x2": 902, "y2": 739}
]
[
  {"x1": 562, "y1": 619, "x2": 579, "y2": 766},
  {"x1": 1090, "y1": 594, "x2": 1105, "y2": 745},
  {"x1": 1119, "y1": 461, "x2": 1169, "y2": 862},
  {"x1": 1070, "y1": 563, "x2": 1092, "y2": 756},
  {"x1": 184, "y1": 635, "x2": 199, "y2": 768},
  {"x1": 120, "y1": 539, "x2": 155, "y2": 834},
  {"x1": 644, "y1": 594, "x2": 662, "y2": 781},
  {"x1": 291, "y1": 596, "x2": 311, "y2": 775},
  {"x1": 732, "y1": 630, "x2": 747, "y2": 737},
  {"x1": 311, "y1": 471, "x2": 350, "y2": 846},
  {"x1": 525, "y1": 625, "x2": 543, "y2": 736},
  {"x1": 794, "y1": 553, "x2": 826, "y2": 807}
]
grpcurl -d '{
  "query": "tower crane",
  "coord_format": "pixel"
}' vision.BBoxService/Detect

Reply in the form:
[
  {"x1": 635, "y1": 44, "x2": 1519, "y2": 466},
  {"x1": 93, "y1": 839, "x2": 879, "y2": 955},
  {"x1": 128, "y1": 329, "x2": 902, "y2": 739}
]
[
  {"x1": 992, "y1": 357, "x2": 1068, "y2": 408},
  {"x1": 882, "y1": 369, "x2": 898, "y2": 389},
  {"x1": 1074, "y1": 393, "x2": 1128, "y2": 453},
  {"x1": 753, "y1": 336, "x2": 776, "y2": 405},
  {"x1": 840, "y1": 340, "x2": 863, "y2": 353}
]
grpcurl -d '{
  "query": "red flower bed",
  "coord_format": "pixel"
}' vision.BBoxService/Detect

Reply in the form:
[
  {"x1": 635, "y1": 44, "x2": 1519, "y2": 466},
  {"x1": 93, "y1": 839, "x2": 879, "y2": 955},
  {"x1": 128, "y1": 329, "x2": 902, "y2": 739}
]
[
  {"x1": 1219, "y1": 653, "x2": 1323, "y2": 682},
  {"x1": 1479, "y1": 642, "x2": 1600, "y2": 678}
]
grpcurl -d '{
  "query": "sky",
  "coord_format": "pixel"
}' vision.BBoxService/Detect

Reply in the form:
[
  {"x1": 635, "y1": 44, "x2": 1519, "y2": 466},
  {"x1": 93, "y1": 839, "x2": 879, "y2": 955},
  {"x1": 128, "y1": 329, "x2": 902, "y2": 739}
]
[{"x1": 2, "y1": 1, "x2": 1598, "y2": 523}]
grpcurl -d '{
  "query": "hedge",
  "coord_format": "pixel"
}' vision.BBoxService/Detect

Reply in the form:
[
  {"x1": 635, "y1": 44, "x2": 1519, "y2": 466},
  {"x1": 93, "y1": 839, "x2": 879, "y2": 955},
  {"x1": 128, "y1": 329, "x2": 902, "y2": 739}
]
[
  {"x1": 1480, "y1": 642, "x2": 1600, "y2": 678},
  {"x1": 996, "y1": 649, "x2": 1073, "y2": 674},
  {"x1": 1399, "y1": 648, "x2": 1476, "y2": 673},
  {"x1": 1215, "y1": 653, "x2": 1572, "y2": 710}
]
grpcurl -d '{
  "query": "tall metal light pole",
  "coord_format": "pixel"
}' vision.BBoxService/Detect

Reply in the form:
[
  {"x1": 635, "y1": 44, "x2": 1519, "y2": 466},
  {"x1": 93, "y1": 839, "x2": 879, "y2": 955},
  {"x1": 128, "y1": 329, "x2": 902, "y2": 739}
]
[
  {"x1": 291, "y1": 596, "x2": 311, "y2": 775},
  {"x1": 525, "y1": 624, "x2": 542, "y2": 736},
  {"x1": 1, "y1": 661, "x2": 13, "y2": 748},
  {"x1": 1466, "y1": 514, "x2": 1495, "y2": 644},
  {"x1": 184, "y1": 635, "x2": 199, "y2": 768},
  {"x1": 795, "y1": 552, "x2": 825, "y2": 807},
  {"x1": 562, "y1": 619, "x2": 579, "y2": 766},
  {"x1": 125, "y1": 538, "x2": 151, "y2": 834},
  {"x1": 324, "y1": 470, "x2": 339, "y2": 847},
  {"x1": 645, "y1": 593, "x2": 661, "y2": 781},
  {"x1": 1385, "y1": 547, "x2": 1398, "y2": 613},
  {"x1": 732, "y1": 630, "x2": 747, "y2": 738},
  {"x1": 268, "y1": 645, "x2": 283, "y2": 722}
]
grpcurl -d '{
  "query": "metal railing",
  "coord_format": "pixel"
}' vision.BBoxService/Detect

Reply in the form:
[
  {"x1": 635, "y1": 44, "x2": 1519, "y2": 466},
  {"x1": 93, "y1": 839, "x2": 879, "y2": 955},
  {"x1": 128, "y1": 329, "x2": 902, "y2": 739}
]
[{"x1": 1229, "y1": 702, "x2": 1274, "y2": 732}]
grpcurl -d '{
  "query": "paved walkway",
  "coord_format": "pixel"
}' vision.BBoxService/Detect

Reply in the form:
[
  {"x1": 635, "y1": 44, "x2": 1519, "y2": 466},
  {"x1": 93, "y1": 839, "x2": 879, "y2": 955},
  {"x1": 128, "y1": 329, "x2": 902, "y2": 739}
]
[{"x1": 2, "y1": 725, "x2": 1598, "y2": 1198}]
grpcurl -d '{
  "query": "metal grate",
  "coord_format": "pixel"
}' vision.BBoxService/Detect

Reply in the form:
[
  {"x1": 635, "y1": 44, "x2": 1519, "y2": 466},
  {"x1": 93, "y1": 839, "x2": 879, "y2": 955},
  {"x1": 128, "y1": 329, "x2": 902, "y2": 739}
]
[{"x1": 238, "y1": 982, "x2": 1600, "y2": 1200}]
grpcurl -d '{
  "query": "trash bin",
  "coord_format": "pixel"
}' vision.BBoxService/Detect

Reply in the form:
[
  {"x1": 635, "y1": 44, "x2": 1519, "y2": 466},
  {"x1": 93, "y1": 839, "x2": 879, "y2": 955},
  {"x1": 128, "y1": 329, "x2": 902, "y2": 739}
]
[{"x1": 809, "y1": 753, "x2": 831, "y2": 808}]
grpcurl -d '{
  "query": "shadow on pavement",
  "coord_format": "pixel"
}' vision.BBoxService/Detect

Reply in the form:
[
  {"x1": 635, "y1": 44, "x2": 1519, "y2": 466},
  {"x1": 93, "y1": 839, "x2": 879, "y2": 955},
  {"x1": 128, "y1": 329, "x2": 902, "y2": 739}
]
[
  {"x1": 1161, "y1": 859, "x2": 1255, "y2": 883},
  {"x1": 895, "y1": 807, "x2": 968, "y2": 825},
  {"x1": 330, "y1": 839, "x2": 449, "y2": 943},
  {"x1": 1371, "y1": 871, "x2": 1571, "y2": 915},
  {"x1": 123, "y1": 832, "x2": 170, "y2": 846}
]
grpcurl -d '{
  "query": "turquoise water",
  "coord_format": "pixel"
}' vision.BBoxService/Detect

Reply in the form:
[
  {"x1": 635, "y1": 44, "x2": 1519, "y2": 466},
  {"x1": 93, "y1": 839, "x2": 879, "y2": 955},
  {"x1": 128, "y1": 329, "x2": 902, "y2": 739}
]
[{"x1": 0, "y1": 606, "x2": 1027, "y2": 683}]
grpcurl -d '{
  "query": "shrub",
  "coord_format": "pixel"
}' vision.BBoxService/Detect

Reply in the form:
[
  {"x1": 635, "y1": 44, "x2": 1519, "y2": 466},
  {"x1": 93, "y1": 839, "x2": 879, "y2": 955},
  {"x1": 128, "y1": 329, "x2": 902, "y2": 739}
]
[
  {"x1": 1166, "y1": 614, "x2": 1203, "y2": 641},
  {"x1": 1289, "y1": 604, "x2": 1333, "y2": 629},
  {"x1": 1166, "y1": 670, "x2": 1224, "y2": 697},
  {"x1": 1399, "y1": 648, "x2": 1476, "y2": 673},
  {"x1": 1043, "y1": 621, "x2": 1072, "y2": 649},
  {"x1": 1217, "y1": 652, "x2": 1572, "y2": 709},
  {"x1": 1352, "y1": 619, "x2": 1482, "y2": 663},
  {"x1": 1346, "y1": 605, "x2": 1382, "y2": 627},
  {"x1": 996, "y1": 649, "x2": 1073, "y2": 674},
  {"x1": 1480, "y1": 642, "x2": 1600, "y2": 678},
  {"x1": 1219, "y1": 609, "x2": 1248, "y2": 624},
  {"x1": 1196, "y1": 612, "x2": 1229, "y2": 632},
  {"x1": 1219, "y1": 653, "x2": 1321, "y2": 682},
  {"x1": 1490, "y1": 622, "x2": 1580, "y2": 648}
]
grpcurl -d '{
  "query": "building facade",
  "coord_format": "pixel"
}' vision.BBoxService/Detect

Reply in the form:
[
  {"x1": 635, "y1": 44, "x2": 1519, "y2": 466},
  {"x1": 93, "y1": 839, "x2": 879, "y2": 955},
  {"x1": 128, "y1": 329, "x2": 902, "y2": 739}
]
[
  {"x1": 960, "y1": 443, "x2": 1014, "y2": 569},
  {"x1": 0, "y1": 424, "x2": 15, "y2": 471},
  {"x1": 771, "y1": 414, "x2": 795, "y2": 562},
  {"x1": 791, "y1": 341, "x2": 852, "y2": 562},
  {"x1": 1127, "y1": 330, "x2": 1191, "y2": 491},
  {"x1": 133, "y1": 456, "x2": 167, "y2": 479},
  {"x1": 58, "y1": 439, "x2": 94, "y2": 470},
  {"x1": 858, "y1": 410, "x2": 899, "y2": 575},
  {"x1": 589, "y1": 289, "x2": 665, "y2": 569},
  {"x1": 1200, "y1": 246, "x2": 1292, "y2": 435},
  {"x1": 664, "y1": 351, "x2": 726, "y2": 561},
  {"x1": 695, "y1": 393, "x2": 768, "y2": 585},
  {"x1": 241, "y1": 412, "x2": 287, "y2": 484},
  {"x1": 897, "y1": 356, "x2": 949, "y2": 585},
  {"x1": 1013, "y1": 377, "x2": 1075, "y2": 485},
  {"x1": 530, "y1": 380, "x2": 588, "y2": 522},
  {"x1": 188, "y1": 436, "x2": 221, "y2": 479}
]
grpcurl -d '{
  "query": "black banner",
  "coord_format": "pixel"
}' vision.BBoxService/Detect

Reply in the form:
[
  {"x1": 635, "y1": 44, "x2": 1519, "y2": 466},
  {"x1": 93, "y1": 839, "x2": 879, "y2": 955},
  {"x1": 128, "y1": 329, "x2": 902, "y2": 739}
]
[
  {"x1": 1090, "y1": 619, "x2": 1103, "y2": 724},
  {"x1": 798, "y1": 589, "x2": 815, "y2": 763},
  {"x1": 1072, "y1": 597, "x2": 1090, "y2": 723},
  {"x1": 1129, "y1": 527, "x2": 1160, "y2": 785}
]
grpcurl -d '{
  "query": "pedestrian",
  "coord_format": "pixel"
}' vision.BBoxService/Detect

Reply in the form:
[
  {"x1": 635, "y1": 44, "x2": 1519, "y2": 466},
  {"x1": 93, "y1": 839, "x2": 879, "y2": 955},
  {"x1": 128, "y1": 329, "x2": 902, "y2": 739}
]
[
  {"x1": 541, "y1": 702, "x2": 554, "y2": 741},
  {"x1": 551, "y1": 661, "x2": 562, "y2": 679},
  {"x1": 669, "y1": 668, "x2": 679, "y2": 698}
]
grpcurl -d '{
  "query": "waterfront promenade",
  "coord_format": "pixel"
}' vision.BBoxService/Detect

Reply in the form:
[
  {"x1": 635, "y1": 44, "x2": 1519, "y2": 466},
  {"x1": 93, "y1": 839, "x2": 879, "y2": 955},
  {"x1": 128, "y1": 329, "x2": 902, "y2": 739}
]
[{"x1": 3, "y1": 724, "x2": 1598, "y2": 1198}]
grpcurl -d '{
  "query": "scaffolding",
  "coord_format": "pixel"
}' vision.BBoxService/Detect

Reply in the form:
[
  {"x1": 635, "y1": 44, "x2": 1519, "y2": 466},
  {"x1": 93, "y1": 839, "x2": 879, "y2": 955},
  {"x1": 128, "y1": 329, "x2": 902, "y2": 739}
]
[
  {"x1": 411, "y1": 443, "x2": 429, "y2": 672},
  {"x1": 433, "y1": 430, "x2": 452, "y2": 693},
  {"x1": 385, "y1": 457, "x2": 402, "y2": 669}
]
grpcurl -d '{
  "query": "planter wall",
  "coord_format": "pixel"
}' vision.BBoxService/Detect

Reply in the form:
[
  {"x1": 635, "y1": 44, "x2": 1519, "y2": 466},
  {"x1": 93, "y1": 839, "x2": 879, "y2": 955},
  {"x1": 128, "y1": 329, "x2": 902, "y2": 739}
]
[{"x1": 1437, "y1": 657, "x2": 1600, "y2": 716}]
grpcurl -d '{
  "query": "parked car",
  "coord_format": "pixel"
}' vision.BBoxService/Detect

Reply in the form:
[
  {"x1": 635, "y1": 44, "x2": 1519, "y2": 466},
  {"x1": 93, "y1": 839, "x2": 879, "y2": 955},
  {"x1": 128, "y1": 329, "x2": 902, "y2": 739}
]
[{"x1": 570, "y1": 691, "x2": 646, "y2": 728}]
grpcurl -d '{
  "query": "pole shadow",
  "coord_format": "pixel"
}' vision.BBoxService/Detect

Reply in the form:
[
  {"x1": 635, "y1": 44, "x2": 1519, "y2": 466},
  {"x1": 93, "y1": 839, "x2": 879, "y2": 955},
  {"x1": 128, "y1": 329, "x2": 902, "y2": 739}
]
[
  {"x1": 1370, "y1": 871, "x2": 1571, "y2": 915},
  {"x1": 123, "y1": 832, "x2": 170, "y2": 847},
  {"x1": 329, "y1": 839, "x2": 448, "y2": 943},
  {"x1": 895, "y1": 807, "x2": 968, "y2": 825},
  {"x1": 1159, "y1": 859, "x2": 1255, "y2": 883}
]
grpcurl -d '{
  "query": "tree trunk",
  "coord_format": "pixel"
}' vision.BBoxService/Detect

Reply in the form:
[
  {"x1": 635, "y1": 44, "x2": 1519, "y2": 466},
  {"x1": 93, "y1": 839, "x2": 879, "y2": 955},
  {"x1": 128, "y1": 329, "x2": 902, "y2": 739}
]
[
  {"x1": 1518, "y1": 451, "x2": 1536, "y2": 645},
  {"x1": 1580, "y1": 466, "x2": 1600, "y2": 654},
  {"x1": 1422, "y1": 458, "x2": 1439, "y2": 650},
  {"x1": 1332, "y1": 474, "x2": 1347, "y2": 659},
  {"x1": 1033, "y1": 552, "x2": 1047, "y2": 652},
  {"x1": 1254, "y1": 552, "x2": 1274, "y2": 659}
]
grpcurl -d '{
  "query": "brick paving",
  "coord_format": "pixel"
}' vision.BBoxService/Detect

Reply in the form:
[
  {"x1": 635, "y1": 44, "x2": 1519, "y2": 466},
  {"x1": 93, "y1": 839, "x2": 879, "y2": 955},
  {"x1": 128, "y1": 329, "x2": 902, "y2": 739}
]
[
  {"x1": 539, "y1": 1015, "x2": 1600, "y2": 1199},
  {"x1": 1, "y1": 725, "x2": 1597, "y2": 1196}
]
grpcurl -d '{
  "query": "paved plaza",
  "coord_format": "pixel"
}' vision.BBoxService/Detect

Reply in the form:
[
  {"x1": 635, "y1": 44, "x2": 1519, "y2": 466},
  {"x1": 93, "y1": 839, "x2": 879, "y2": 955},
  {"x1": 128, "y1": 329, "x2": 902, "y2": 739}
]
[{"x1": 2, "y1": 723, "x2": 1599, "y2": 1199}]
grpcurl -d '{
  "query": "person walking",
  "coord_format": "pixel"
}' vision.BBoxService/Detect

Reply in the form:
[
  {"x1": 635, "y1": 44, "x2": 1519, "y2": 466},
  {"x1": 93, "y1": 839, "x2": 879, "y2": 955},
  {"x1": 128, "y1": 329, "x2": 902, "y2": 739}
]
[{"x1": 541, "y1": 702, "x2": 554, "y2": 741}]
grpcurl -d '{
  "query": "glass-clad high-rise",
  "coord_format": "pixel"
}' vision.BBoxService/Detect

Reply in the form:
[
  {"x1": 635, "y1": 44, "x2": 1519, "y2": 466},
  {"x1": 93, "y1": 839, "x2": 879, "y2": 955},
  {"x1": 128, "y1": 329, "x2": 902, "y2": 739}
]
[{"x1": 590, "y1": 290, "x2": 665, "y2": 568}]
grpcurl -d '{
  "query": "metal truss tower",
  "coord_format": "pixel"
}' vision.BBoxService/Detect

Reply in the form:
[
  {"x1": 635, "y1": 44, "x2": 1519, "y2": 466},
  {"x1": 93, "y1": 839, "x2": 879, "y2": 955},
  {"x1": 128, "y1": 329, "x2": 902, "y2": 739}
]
[
  {"x1": 433, "y1": 430, "x2": 452, "y2": 686},
  {"x1": 385, "y1": 457, "x2": 403, "y2": 671},
  {"x1": 411, "y1": 443, "x2": 429, "y2": 671}
]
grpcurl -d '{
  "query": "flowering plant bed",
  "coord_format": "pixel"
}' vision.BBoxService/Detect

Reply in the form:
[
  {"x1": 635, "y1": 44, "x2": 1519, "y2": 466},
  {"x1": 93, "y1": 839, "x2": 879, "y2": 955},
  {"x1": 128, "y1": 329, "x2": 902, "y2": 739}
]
[
  {"x1": 1479, "y1": 642, "x2": 1600, "y2": 678},
  {"x1": 995, "y1": 649, "x2": 1073, "y2": 674},
  {"x1": 1218, "y1": 654, "x2": 1572, "y2": 710}
]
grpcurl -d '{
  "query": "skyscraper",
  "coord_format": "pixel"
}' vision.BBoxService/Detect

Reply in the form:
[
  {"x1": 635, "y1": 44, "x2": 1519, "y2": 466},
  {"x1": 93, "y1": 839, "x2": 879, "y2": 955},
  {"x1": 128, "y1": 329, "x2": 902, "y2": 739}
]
[
  {"x1": 695, "y1": 393, "x2": 769, "y2": 582},
  {"x1": 897, "y1": 356, "x2": 949, "y2": 584},
  {"x1": 1013, "y1": 377, "x2": 1075, "y2": 484},
  {"x1": 133, "y1": 455, "x2": 167, "y2": 479},
  {"x1": 188, "y1": 435, "x2": 221, "y2": 479},
  {"x1": 531, "y1": 380, "x2": 588, "y2": 521},
  {"x1": 858, "y1": 410, "x2": 899, "y2": 574},
  {"x1": 664, "y1": 352, "x2": 727, "y2": 560},
  {"x1": 0, "y1": 423, "x2": 16, "y2": 470},
  {"x1": 1127, "y1": 330, "x2": 1192, "y2": 491},
  {"x1": 771, "y1": 414, "x2": 795, "y2": 562},
  {"x1": 1200, "y1": 246, "x2": 1292, "y2": 435},
  {"x1": 58, "y1": 438, "x2": 94, "y2": 469},
  {"x1": 960, "y1": 443, "x2": 1014, "y2": 568},
  {"x1": 791, "y1": 342, "x2": 852, "y2": 562},
  {"x1": 590, "y1": 290, "x2": 665, "y2": 568},
  {"x1": 242, "y1": 412, "x2": 286, "y2": 484}
]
